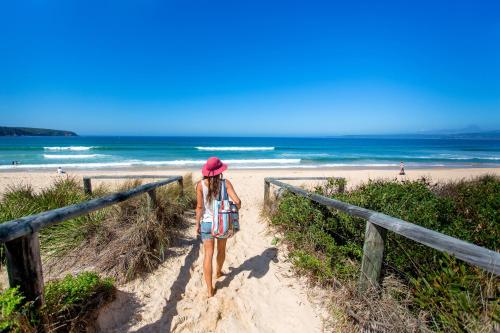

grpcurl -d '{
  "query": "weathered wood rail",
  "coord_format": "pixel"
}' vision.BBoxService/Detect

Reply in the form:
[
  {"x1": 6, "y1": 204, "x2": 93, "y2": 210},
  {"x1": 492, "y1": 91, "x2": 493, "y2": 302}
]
[
  {"x1": 0, "y1": 175, "x2": 183, "y2": 311},
  {"x1": 264, "y1": 177, "x2": 500, "y2": 291},
  {"x1": 82, "y1": 174, "x2": 183, "y2": 196}
]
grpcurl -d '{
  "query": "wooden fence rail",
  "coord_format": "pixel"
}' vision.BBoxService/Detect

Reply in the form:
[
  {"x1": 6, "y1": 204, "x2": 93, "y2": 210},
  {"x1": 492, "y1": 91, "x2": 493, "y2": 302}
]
[
  {"x1": 82, "y1": 174, "x2": 183, "y2": 196},
  {"x1": 264, "y1": 177, "x2": 500, "y2": 291},
  {"x1": 0, "y1": 175, "x2": 183, "y2": 311}
]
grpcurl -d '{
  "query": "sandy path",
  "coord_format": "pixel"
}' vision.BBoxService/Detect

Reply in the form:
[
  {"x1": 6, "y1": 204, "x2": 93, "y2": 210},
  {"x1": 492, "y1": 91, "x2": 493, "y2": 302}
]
[{"x1": 96, "y1": 174, "x2": 324, "y2": 333}]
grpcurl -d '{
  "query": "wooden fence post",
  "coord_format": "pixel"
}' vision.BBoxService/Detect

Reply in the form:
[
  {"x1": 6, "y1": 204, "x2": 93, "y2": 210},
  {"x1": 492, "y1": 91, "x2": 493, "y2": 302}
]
[
  {"x1": 147, "y1": 189, "x2": 157, "y2": 209},
  {"x1": 264, "y1": 179, "x2": 270, "y2": 210},
  {"x1": 83, "y1": 177, "x2": 92, "y2": 195},
  {"x1": 5, "y1": 233, "x2": 44, "y2": 309},
  {"x1": 358, "y1": 220, "x2": 386, "y2": 292},
  {"x1": 177, "y1": 178, "x2": 184, "y2": 197}
]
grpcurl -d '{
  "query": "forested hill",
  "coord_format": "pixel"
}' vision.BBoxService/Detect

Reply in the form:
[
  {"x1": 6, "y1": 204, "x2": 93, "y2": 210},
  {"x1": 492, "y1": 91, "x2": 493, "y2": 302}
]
[{"x1": 0, "y1": 126, "x2": 78, "y2": 136}]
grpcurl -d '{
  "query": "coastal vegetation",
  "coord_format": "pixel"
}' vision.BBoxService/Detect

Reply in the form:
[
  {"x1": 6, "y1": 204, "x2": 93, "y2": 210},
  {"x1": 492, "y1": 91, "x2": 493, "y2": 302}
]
[
  {"x1": 1, "y1": 272, "x2": 114, "y2": 332},
  {"x1": 267, "y1": 175, "x2": 499, "y2": 332},
  {"x1": 0, "y1": 175, "x2": 196, "y2": 331},
  {"x1": 0, "y1": 126, "x2": 77, "y2": 136}
]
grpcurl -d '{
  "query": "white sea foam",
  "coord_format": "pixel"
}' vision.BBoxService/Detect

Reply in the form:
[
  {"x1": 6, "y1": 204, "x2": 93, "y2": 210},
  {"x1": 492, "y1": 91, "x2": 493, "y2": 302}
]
[
  {"x1": 280, "y1": 153, "x2": 332, "y2": 158},
  {"x1": 236, "y1": 165, "x2": 320, "y2": 169},
  {"x1": 323, "y1": 163, "x2": 398, "y2": 167},
  {"x1": 229, "y1": 162, "x2": 444, "y2": 169},
  {"x1": 195, "y1": 147, "x2": 275, "y2": 151},
  {"x1": 322, "y1": 163, "x2": 448, "y2": 167},
  {"x1": 142, "y1": 160, "x2": 206, "y2": 166},
  {"x1": 43, "y1": 154, "x2": 106, "y2": 159},
  {"x1": 0, "y1": 162, "x2": 135, "y2": 169},
  {"x1": 143, "y1": 158, "x2": 300, "y2": 166},
  {"x1": 43, "y1": 146, "x2": 94, "y2": 151},
  {"x1": 227, "y1": 159, "x2": 300, "y2": 164},
  {"x1": 0, "y1": 158, "x2": 302, "y2": 169},
  {"x1": 0, "y1": 160, "x2": 484, "y2": 170}
]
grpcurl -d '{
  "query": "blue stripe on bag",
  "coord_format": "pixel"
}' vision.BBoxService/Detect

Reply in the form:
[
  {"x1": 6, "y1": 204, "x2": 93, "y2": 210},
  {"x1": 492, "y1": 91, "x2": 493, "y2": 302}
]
[{"x1": 211, "y1": 179, "x2": 234, "y2": 238}]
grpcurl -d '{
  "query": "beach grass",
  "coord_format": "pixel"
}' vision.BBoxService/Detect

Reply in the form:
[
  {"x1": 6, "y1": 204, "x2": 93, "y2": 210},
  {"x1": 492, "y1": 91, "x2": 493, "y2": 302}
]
[
  {"x1": 0, "y1": 174, "x2": 196, "y2": 331},
  {"x1": 269, "y1": 175, "x2": 499, "y2": 332},
  {"x1": 81, "y1": 175, "x2": 196, "y2": 282},
  {"x1": 0, "y1": 175, "x2": 195, "y2": 279},
  {"x1": 0, "y1": 177, "x2": 110, "y2": 257}
]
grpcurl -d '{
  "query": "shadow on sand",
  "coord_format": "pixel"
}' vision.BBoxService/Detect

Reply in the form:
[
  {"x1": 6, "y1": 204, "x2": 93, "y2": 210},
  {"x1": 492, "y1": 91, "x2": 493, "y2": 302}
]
[
  {"x1": 136, "y1": 237, "x2": 201, "y2": 333},
  {"x1": 136, "y1": 246, "x2": 278, "y2": 332},
  {"x1": 215, "y1": 247, "x2": 278, "y2": 290},
  {"x1": 97, "y1": 290, "x2": 142, "y2": 332}
]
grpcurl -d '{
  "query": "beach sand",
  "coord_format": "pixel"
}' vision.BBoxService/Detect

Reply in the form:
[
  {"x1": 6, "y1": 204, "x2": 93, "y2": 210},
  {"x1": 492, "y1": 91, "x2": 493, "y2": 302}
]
[
  {"x1": 1, "y1": 167, "x2": 499, "y2": 194},
  {"x1": 1, "y1": 167, "x2": 498, "y2": 332}
]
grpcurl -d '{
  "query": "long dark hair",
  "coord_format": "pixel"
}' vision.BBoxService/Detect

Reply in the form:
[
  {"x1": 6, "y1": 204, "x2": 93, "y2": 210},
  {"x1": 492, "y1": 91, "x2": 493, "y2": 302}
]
[{"x1": 203, "y1": 174, "x2": 222, "y2": 202}]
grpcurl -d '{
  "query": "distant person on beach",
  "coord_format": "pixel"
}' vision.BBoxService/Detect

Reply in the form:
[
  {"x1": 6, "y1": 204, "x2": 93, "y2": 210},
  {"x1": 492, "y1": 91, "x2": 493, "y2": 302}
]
[
  {"x1": 57, "y1": 167, "x2": 66, "y2": 174},
  {"x1": 399, "y1": 161, "x2": 406, "y2": 175},
  {"x1": 196, "y1": 157, "x2": 241, "y2": 297}
]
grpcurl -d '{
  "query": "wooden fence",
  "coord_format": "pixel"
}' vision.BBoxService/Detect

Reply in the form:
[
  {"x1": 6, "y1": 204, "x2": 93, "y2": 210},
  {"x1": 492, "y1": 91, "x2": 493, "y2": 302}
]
[
  {"x1": 0, "y1": 175, "x2": 184, "y2": 310},
  {"x1": 264, "y1": 177, "x2": 500, "y2": 291},
  {"x1": 82, "y1": 174, "x2": 183, "y2": 196}
]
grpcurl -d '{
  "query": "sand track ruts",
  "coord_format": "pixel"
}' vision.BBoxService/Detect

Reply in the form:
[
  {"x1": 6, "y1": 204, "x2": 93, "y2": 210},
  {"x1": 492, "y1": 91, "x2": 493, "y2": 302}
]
[{"x1": 96, "y1": 176, "x2": 324, "y2": 333}]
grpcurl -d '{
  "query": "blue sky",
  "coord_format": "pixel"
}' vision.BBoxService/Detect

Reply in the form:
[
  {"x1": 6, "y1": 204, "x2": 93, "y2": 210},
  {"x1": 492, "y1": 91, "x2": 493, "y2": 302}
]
[{"x1": 1, "y1": 0, "x2": 499, "y2": 136}]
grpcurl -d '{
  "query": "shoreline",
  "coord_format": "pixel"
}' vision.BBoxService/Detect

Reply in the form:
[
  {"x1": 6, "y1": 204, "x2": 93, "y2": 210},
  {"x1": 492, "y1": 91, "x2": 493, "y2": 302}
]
[
  {"x1": 0, "y1": 167, "x2": 498, "y2": 196},
  {"x1": 1, "y1": 163, "x2": 499, "y2": 174}
]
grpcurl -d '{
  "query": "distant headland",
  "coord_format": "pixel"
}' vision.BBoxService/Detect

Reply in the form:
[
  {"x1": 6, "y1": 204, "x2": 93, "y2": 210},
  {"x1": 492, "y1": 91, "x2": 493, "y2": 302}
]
[{"x1": 0, "y1": 126, "x2": 78, "y2": 137}]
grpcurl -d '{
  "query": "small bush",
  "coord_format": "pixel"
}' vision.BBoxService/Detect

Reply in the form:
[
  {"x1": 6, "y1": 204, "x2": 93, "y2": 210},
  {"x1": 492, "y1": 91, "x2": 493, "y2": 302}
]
[
  {"x1": 43, "y1": 272, "x2": 115, "y2": 332},
  {"x1": 0, "y1": 287, "x2": 35, "y2": 332},
  {"x1": 269, "y1": 175, "x2": 499, "y2": 332},
  {"x1": 290, "y1": 250, "x2": 335, "y2": 284},
  {"x1": 0, "y1": 272, "x2": 115, "y2": 332}
]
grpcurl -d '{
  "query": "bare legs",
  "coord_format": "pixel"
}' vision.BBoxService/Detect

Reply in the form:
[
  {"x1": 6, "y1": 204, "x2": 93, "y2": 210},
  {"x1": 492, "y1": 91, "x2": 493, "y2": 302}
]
[
  {"x1": 216, "y1": 238, "x2": 227, "y2": 278},
  {"x1": 203, "y1": 239, "x2": 215, "y2": 297},
  {"x1": 203, "y1": 238, "x2": 228, "y2": 297}
]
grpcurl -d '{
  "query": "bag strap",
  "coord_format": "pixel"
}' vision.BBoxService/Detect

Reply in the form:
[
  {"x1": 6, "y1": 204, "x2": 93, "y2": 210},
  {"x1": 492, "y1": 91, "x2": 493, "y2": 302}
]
[{"x1": 217, "y1": 178, "x2": 228, "y2": 201}]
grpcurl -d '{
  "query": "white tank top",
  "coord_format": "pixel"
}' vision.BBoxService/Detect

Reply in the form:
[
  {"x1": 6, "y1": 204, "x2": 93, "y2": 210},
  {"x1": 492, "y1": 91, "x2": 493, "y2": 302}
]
[{"x1": 201, "y1": 180, "x2": 214, "y2": 222}]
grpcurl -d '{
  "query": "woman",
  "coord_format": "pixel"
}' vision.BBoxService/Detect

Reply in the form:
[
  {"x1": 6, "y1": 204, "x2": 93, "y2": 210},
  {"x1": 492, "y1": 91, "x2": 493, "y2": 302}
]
[{"x1": 196, "y1": 157, "x2": 241, "y2": 297}]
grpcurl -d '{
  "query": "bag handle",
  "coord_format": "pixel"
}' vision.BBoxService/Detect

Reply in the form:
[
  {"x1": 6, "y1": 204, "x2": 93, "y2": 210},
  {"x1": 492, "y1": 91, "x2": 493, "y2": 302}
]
[{"x1": 217, "y1": 178, "x2": 229, "y2": 201}]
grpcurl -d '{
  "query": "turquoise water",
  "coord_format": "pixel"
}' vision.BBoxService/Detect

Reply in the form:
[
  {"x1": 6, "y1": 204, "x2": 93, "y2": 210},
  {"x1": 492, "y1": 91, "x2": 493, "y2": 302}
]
[{"x1": 0, "y1": 136, "x2": 499, "y2": 170}]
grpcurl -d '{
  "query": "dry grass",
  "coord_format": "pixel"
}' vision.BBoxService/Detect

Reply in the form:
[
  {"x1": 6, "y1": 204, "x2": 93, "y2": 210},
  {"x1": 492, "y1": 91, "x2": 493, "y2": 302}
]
[
  {"x1": 43, "y1": 174, "x2": 196, "y2": 283},
  {"x1": 325, "y1": 276, "x2": 431, "y2": 333}
]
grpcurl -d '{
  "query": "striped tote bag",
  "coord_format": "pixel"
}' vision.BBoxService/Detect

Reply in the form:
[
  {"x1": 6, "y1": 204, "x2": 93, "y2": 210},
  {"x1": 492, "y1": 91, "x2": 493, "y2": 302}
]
[{"x1": 211, "y1": 179, "x2": 238, "y2": 238}]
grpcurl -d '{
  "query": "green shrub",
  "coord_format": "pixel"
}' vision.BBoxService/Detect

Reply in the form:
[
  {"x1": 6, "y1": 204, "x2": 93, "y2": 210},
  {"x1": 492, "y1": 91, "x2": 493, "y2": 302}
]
[
  {"x1": 413, "y1": 257, "x2": 498, "y2": 332},
  {"x1": 0, "y1": 287, "x2": 34, "y2": 332},
  {"x1": 0, "y1": 272, "x2": 115, "y2": 332},
  {"x1": 290, "y1": 250, "x2": 335, "y2": 284},
  {"x1": 43, "y1": 272, "x2": 115, "y2": 332},
  {"x1": 269, "y1": 175, "x2": 500, "y2": 332}
]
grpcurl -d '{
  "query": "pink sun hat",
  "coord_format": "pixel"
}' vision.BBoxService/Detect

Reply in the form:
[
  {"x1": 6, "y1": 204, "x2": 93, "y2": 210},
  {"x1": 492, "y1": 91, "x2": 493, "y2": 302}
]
[{"x1": 202, "y1": 157, "x2": 228, "y2": 177}]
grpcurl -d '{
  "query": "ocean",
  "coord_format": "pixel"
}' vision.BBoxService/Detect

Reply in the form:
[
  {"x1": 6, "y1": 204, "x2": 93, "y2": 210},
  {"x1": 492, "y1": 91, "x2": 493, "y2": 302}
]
[{"x1": 0, "y1": 136, "x2": 499, "y2": 170}]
